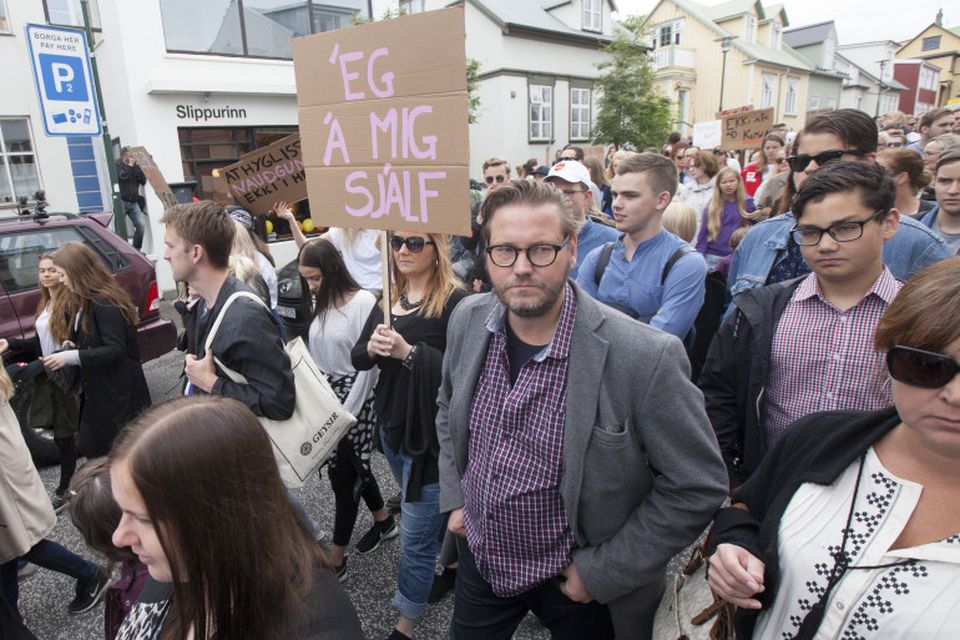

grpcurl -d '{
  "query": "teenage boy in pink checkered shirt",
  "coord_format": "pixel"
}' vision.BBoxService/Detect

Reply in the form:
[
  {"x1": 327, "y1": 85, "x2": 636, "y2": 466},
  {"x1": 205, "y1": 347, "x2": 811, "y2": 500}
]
[{"x1": 700, "y1": 161, "x2": 904, "y2": 488}]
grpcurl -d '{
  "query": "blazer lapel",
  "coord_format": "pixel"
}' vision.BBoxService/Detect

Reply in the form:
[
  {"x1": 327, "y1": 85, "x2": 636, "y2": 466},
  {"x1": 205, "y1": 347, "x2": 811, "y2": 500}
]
[
  {"x1": 451, "y1": 298, "x2": 496, "y2": 459},
  {"x1": 561, "y1": 288, "x2": 608, "y2": 540}
]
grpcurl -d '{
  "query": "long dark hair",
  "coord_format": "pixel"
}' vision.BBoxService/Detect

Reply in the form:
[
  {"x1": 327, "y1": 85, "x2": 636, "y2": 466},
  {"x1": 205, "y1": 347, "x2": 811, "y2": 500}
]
[
  {"x1": 297, "y1": 238, "x2": 360, "y2": 322},
  {"x1": 50, "y1": 242, "x2": 138, "y2": 343},
  {"x1": 109, "y1": 396, "x2": 327, "y2": 640}
]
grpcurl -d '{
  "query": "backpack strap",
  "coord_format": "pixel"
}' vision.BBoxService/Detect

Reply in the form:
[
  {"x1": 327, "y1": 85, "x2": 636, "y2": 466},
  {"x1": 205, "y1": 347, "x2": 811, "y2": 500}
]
[
  {"x1": 593, "y1": 236, "x2": 624, "y2": 287},
  {"x1": 661, "y1": 245, "x2": 697, "y2": 285}
]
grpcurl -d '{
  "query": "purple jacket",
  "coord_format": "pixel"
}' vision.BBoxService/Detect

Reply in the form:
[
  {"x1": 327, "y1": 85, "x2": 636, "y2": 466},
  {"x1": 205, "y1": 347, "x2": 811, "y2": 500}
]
[
  {"x1": 104, "y1": 560, "x2": 149, "y2": 640},
  {"x1": 696, "y1": 198, "x2": 755, "y2": 257}
]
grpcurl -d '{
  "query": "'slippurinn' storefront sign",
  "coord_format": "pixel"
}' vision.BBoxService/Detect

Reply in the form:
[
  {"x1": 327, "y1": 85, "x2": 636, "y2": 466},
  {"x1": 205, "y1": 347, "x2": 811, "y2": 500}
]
[{"x1": 175, "y1": 104, "x2": 248, "y2": 122}]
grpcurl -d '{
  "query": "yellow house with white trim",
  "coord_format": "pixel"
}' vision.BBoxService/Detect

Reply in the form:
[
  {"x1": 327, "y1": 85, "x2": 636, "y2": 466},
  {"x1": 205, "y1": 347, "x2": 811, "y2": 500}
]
[{"x1": 641, "y1": 0, "x2": 813, "y2": 135}]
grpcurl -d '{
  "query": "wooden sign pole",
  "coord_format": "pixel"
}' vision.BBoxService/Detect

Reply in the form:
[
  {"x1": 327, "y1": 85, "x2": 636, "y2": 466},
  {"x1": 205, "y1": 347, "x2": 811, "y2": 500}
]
[{"x1": 380, "y1": 230, "x2": 392, "y2": 328}]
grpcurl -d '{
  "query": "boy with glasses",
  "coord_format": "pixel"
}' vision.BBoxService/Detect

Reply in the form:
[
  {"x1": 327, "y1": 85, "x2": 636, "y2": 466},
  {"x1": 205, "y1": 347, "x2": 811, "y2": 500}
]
[
  {"x1": 727, "y1": 109, "x2": 949, "y2": 298},
  {"x1": 575, "y1": 153, "x2": 706, "y2": 340},
  {"x1": 701, "y1": 162, "x2": 903, "y2": 487}
]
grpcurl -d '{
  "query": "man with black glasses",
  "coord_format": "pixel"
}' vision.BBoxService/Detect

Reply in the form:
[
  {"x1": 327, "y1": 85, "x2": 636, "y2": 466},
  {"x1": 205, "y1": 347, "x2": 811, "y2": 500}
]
[
  {"x1": 437, "y1": 179, "x2": 726, "y2": 640},
  {"x1": 727, "y1": 109, "x2": 949, "y2": 298},
  {"x1": 701, "y1": 162, "x2": 904, "y2": 487}
]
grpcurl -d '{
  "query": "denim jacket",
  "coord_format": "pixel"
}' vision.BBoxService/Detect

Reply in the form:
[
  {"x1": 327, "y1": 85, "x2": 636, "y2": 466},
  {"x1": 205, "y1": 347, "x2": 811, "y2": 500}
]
[
  {"x1": 728, "y1": 210, "x2": 951, "y2": 297},
  {"x1": 916, "y1": 203, "x2": 940, "y2": 229}
]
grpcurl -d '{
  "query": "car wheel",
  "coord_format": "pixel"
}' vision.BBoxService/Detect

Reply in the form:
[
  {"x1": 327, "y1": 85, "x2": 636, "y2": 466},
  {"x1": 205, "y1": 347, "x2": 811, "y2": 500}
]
[{"x1": 11, "y1": 384, "x2": 61, "y2": 468}]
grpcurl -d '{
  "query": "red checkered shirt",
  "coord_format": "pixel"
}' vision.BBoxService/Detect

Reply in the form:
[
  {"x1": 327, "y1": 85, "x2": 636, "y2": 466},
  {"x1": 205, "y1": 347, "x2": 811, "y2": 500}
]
[
  {"x1": 461, "y1": 283, "x2": 577, "y2": 596},
  {"x1": 765, "y1": 268, "x2": 900, "y2": 443}
]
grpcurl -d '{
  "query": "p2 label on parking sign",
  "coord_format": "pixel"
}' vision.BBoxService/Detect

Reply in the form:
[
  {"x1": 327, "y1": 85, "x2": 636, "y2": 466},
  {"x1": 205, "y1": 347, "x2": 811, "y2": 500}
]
[{"x1": 25, "y1": 24, "x2": 102, "y2": 137}]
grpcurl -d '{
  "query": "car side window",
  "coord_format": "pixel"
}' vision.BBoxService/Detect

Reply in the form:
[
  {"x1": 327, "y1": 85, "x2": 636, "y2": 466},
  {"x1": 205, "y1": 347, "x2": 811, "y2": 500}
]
[{"x1": 0, "y1": 227, "x2": 89, "y2": 293}]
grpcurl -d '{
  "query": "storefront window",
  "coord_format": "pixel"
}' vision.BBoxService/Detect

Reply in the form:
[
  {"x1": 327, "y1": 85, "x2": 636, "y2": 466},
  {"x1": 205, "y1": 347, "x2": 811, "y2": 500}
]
[
  {"x1": 160, "y1": 0, "x2": 368, "y2": 59},
  {"x1": 0, "y1": 119, "x2": 42, "y2": 207},
  {"x1": 43, "y1": 0, "x2": 102, "y2": 30},
  {"x1": 0, "y1": 0, "x2": 10, "y2": 34}
]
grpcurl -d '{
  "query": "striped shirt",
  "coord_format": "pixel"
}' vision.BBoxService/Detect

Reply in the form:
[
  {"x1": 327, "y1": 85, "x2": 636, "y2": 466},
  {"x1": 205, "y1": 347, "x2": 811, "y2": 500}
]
[
  {"x1": 461, "y1": 283, "x2": 577, "y2": 596},
  {"x1": 765, "y1": 268, "x2": 900, "y2": 444}
]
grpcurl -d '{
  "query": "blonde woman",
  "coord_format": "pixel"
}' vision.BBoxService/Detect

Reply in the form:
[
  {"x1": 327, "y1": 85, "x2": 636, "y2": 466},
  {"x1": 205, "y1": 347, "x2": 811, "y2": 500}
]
[
  {"x1": 229, "y1": 218, "x2": 271, "y2": 306},
  {"x1": 351, "y1": 232, "x2": 466, "y2": 640},
  {"x1": 662, "y1": 201, "x2": 698, "y2": 243},
  {"x1": 695, "y1": 167, "x2": 755, "y2": 270}
]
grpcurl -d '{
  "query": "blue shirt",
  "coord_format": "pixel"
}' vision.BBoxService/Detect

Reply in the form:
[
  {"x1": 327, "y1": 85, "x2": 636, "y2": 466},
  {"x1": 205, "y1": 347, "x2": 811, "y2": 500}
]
[
  {"x1": 572, "y1": 218, "x2": 619, "y2": 279},
  {"x1": 576, "y1": 229, "x2": 707, "y2": 339}
]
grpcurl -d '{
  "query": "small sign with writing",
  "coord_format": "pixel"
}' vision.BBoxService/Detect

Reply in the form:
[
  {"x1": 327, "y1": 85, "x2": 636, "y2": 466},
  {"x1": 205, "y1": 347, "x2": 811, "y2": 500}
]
[
  {"x1": 292, "y1": 7, "x2": 470, "y2": 235},
  {"x1": 720, "y1": 107, "x2": 774, "y2": 150},
  {"x1": 219, "y1": 134, "x2": 306, "y2": 215},
  {"x1": 693, "y1": 120, "x2": 722, "y2": 149}
]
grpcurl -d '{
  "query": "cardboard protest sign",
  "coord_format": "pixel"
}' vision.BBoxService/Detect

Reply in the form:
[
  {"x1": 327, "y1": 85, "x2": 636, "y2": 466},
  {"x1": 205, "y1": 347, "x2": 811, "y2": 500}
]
[
  {"x1": 720, "y1": 107, "x2": 774, "y2": 150},
  {"x1": 292, "y1": 7, "x2": 470, "y2": 236},
  {"x1": 693, "y1": 120, "x2": 722, "y2": 149},
  {"x1": 219, "y1": 133, "x2": 306, "y2": 215},
  {"x1": 126, "y1": 146, "x2": 178, "y2": 210}
]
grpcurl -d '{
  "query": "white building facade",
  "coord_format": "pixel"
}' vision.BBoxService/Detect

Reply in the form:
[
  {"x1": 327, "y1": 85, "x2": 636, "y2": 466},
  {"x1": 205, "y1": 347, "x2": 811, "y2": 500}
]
[{"x1": 2, "y1": 0, "x2": 614, "y2": 291}]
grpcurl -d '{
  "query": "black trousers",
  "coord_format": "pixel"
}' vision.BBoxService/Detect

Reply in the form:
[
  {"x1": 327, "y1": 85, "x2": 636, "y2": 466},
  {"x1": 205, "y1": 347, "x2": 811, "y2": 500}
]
[{"x1": 450, "y1": 536, "x2": 614, "y2": 640}]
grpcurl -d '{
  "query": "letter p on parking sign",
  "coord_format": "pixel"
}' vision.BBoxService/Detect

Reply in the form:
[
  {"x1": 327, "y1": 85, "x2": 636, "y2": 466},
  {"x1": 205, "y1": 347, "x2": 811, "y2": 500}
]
[{"x1": 26, "y1": 24, "x2": 101, "y2": 137}]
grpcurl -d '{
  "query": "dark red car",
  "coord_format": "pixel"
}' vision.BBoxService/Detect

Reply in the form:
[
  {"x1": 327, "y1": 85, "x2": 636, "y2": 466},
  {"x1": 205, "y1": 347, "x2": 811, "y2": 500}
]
[{"x1": 1, "y1": 208, "x2": 176, "y2": 463}]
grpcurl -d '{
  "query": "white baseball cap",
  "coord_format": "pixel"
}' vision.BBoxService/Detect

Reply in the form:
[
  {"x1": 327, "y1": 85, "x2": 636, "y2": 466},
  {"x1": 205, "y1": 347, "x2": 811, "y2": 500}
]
[{"x1": 545, "y1": 160, "x2": 594, "y2": 192}]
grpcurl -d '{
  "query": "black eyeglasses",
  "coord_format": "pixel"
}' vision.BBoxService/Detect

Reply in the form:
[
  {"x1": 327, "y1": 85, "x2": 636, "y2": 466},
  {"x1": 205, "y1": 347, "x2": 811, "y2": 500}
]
[
  {"x1": 786, "y1": 149, "x2": 863, "y2": 173},
  {"x1": 485, "y1": 175, "x2": 507, "y2": 185},
  {"x1": 390, "y1": 236, "x2": 435, "y2": 253},
  {"x1": 559, "y1": 155, "x2": 578, "y2": 161},
  {"x1": 887, "y1": 345, "x2": 960, "y2": 389},
  {"x1": 790, "y1": 211, "x2": 884, "y2": 246},
  {"x1": 486, "y1": 237, "x2": 571, "y2": 268}
]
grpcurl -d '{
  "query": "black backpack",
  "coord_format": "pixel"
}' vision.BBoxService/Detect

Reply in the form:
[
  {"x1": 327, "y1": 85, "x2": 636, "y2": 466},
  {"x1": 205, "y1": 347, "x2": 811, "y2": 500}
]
[
  {"x1": 592, "y1": 240, "x2": 727, "y2": 380},
  {"x1": 593, "y1": 241, "x2": 697, "y2": 323}
]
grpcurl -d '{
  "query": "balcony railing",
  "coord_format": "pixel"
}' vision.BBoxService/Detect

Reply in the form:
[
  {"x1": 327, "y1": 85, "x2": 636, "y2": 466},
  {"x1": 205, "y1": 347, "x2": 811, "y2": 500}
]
[{"x1": 651, "y1": 46, "x2": 696, "y2": 71}]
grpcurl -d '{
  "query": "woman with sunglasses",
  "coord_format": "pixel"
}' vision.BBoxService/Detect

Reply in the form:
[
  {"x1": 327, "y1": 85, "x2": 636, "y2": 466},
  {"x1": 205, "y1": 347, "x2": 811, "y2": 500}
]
[
  {"x1": 352, "y1": 232, "x2": 466, "y2": 640},
  {"x1": 706, "y1": 256, "x2": 960, "y2": 639}
]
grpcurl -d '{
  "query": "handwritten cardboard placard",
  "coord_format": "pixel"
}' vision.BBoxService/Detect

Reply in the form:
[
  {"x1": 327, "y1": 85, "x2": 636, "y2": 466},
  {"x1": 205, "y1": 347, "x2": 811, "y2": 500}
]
[
  {"x1": 126, "y1": 146, "x2": 178, "y2": 210},
  {"x1": 292, "y1": 7, "x2": 470, "y2": 236},
  {"x1": 219, "y1": 134, "x2": 306, "y2": 215},
  {"x1": 720, "y1": 107, "x2": 774, "y2": 150}
]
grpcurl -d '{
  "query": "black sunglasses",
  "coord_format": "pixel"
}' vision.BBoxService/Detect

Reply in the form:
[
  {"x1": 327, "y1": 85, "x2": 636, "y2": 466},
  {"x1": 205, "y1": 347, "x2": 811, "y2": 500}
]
[
  {"x1": 485, "y1": 175, "x2": 506, "y2": 185},
  {"x1": 786, "y1": 149, "x2": 863, "y2": 173},
  {"x1": 887, "y1": 345, "x2": 960, "y2": 389},
  {"x1": 390, "y1": 235, "x2": 435, "y2": 253}
]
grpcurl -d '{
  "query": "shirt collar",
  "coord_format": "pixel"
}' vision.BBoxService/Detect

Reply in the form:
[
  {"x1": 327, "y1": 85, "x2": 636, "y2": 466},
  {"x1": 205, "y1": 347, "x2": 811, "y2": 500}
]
[
  {"x1": 484, "y1": 282, "x2": 577, "y2": 362},
  {"x1": 793, "y1": 267, "x2": 900, "y2": 305}
]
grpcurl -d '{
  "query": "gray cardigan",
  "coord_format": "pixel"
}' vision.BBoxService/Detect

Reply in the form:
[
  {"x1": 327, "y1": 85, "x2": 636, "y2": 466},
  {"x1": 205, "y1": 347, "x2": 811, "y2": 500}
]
[{"x1": 436, "y1": 283, "x2": 728, "y2": 638}]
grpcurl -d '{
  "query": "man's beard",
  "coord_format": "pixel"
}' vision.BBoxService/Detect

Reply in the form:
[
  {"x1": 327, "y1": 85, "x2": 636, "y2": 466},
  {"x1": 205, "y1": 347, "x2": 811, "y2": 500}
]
[{"x1": 493, "y1": 278, "x2": 565, "y2": 318}]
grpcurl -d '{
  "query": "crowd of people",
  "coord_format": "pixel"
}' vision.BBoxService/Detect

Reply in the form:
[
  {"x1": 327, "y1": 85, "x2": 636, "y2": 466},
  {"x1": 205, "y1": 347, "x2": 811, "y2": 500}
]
[{"x1": 2, "y1": 104, "x2": 960, "y2": 640}]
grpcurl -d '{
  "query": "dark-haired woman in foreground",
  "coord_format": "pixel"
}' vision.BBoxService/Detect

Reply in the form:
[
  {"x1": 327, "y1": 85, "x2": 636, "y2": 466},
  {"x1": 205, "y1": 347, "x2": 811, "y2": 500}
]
[
  {"x1": 707, "y1": 257, "x2": 960, "y2": 639},
  {"x1": 109, "y1": 396, "x2": 363, "y2": 639}
]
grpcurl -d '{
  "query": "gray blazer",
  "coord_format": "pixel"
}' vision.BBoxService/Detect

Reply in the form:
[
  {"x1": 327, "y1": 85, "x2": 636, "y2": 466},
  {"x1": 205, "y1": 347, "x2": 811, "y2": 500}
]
[{"x1": 436, "y1": 283, "x2": 728, "y2": 638}]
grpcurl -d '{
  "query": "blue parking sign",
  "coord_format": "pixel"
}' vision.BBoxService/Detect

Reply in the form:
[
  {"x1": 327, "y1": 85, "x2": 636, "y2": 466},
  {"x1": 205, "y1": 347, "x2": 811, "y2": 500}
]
[
  {"x1": 39, "y1": 53, "x2": 90, "y2": 102},
  {"x1": 25, "y1": 24, "x2": 101, "y2": 137}
]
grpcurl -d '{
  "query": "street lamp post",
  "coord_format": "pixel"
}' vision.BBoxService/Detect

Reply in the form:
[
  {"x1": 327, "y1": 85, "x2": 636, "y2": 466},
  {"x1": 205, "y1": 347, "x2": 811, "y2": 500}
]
[
  {"x1": 876, "y1": 59, "x2": 888, "y2": 118},
  {"x1": 716, "y1": 35, "x2": 739, "y2": 113}
]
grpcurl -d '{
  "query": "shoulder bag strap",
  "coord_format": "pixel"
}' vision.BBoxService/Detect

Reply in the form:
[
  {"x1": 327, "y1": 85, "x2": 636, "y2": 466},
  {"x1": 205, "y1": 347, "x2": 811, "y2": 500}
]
[{"x1": 203, "y1": 291, "x2": 269, "y2": 383}]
